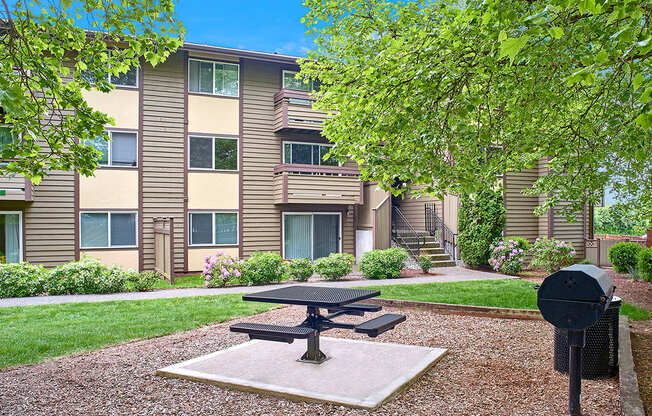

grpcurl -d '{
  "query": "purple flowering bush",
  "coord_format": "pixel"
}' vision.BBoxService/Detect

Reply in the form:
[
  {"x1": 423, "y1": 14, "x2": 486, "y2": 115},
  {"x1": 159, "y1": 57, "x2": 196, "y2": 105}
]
[
  {"x1": 530, "y1": 237, "x2": 576, "y2": 273},
  {"x1": 488, "y1": 239, "x2": 526, "y2": 275},
  {"x1": 203, "y1": 252, "x2": 243, "y2": 288}
]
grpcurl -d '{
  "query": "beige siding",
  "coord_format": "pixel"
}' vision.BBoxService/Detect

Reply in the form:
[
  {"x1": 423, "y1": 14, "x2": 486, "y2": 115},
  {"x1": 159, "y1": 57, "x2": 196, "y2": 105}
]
[
  {"x1": 141, "y1": 53, "x2": 186, "y2": 272},
  {"x1": 503, "y1": 168, "x2": 539, "y2": 244},
  {"x1": 553, "y1": 203, "x2": 587, "y2": 259},
  {"x1": 537, "y1": 159, "x2": 549, "y2": 238}
]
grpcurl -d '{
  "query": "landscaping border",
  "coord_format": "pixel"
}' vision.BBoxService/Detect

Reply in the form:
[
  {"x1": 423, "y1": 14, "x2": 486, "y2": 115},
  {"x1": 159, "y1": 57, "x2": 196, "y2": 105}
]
[
  {"x1": 369, "y1": 298, "x2": 543, "y2": 320},
  {"x1": 618, "y1": 316, "x2": 646, "y2": 416}
]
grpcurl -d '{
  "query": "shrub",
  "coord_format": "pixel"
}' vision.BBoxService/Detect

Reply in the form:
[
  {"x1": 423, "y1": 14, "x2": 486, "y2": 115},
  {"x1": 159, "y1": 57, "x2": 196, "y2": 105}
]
[
  {"x1": 46, "y1": 256, "x2": 127, "y2": 295},
  {"x1": 530, "y1": 238, "x2": 576, "y2": 273},
  {"x1": 502, "y1": 236, "x2": 530, "y2": 251},
  {"x1": 314, "y1": 253, "x2": 355, "y2": 280},
  {"x1": 129, "y1": 270, "x2": 166, "y2": 292},
  {"x1": 489, "y1": 239, "x2": 526, "y2": 275},
  {"x1": 458, "y1": 188, "x2": 505, "y2": 267},
  {"x1": 359, "y1": 248, "x2": 408, "y2": 279},
  {"x1": 202, "y1": 252, "x2": 244, "y2": 288},
  {"x1": 608, "y1": 242, "x2": 643, "y2": 274},
  {"x1": 417, "y1": 255, "x2": 433, "y2": 273},
  {"x1": 637, "y1": 247, "x2": 652, "y2": 282},
  {"x1": 286, "y1": 258, "x2": 313, "y2": 282},
  {"x1": 0, "y1": 262, "x2": 49, "y2": 298},
  {"x1": 241, "y1": 251, "x2": 284, "y2": 285}
]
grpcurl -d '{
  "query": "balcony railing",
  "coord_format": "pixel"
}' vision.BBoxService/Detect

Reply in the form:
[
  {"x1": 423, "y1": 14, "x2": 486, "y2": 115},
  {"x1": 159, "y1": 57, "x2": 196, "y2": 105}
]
[
  {"x1": 273, "y1": 89, "x2": 327, "y2": 132},
  {"x1": 272, "y1": 164, "x2": 362, "y2": 205}
]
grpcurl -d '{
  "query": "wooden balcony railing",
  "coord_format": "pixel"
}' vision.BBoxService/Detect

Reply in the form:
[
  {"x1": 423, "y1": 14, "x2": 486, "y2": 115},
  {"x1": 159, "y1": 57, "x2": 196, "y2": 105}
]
[
  {"x1": 273, "y1": 89, "x2": 327, "y2": 132},
  {"x1": 0, "y1": 175, "x2": 32, "y2": 201},
  {"x1": 272, "y1": 164, "x2": 362, "y2": 205}
]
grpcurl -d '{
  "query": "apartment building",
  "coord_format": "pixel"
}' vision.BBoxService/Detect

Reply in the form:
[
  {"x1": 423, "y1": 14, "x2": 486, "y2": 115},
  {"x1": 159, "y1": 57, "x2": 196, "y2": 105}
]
[{"x1": 0, "y1": 42, "x2": 590, "y2": 274}]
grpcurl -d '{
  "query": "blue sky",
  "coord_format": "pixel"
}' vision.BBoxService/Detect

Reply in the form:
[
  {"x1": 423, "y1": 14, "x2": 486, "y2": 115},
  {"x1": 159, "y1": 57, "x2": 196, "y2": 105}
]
[{"x1": 177, "y1": 1, "x2": 314, "y2": 57}]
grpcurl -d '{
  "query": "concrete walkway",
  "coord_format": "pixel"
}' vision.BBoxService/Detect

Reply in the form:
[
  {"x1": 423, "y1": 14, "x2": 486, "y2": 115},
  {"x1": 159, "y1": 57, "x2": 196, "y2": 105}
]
[{"x1": 0, "y1": 267, "x2": 513, "y2": 308}]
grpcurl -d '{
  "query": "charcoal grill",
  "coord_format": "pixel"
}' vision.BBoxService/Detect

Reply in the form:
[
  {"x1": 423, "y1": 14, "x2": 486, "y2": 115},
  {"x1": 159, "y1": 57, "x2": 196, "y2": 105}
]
[{"x1": 537, "y1": 264, "x2": 615, "y2": 415}]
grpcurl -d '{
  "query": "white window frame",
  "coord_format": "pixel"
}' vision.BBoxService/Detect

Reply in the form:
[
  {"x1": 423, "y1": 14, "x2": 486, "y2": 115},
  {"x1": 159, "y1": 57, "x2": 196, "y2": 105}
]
[
  {"x1": 282, "y1": 141, "x2": 340, "y2": 166},
  {"x1": 187, "y1": 58, "x2": 240, "y2": 97},
  {"x1": 281, "y1": 212, "x2": 342, "y2": 260},
  {"x1": 282, "y1": 70, "x2": 316, "y2": 91},
  {"x1": 79, "y1": 211, "x2": 138, "y2": 249},
  {"x1": 92, "y1": 130, "x2": 138, "y2": 168},
  {"x1": 187, "y1": 136, "x2": 239, "y2": 171},
  {"x1": 0, "y1": 211, "x2": 23, "y2": 263},
  {"x1": 188, "y1": 211, "x2": 239, "y2": 246}
]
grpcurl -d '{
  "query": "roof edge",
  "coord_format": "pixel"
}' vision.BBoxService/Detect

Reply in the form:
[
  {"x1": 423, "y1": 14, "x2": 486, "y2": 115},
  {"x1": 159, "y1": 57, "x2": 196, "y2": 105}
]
[{"x1": 182, "y1": 42, "x2": 300, "y2": 65}]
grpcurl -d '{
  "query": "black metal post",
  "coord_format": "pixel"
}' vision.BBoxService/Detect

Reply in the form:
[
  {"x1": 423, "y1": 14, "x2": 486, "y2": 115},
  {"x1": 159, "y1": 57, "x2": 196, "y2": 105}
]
[
  {"x1": 567, "y1": 330, "x2": 586, "y2": 415},
  {"x1": 299, "y1": 306, "x2": 328, "y2": 364}
]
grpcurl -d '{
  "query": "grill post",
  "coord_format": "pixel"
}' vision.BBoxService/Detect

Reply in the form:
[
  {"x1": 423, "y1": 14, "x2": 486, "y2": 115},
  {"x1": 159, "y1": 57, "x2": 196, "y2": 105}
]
[{"x1": 568, "y1": 330, "x2": 586, "y2": 415}]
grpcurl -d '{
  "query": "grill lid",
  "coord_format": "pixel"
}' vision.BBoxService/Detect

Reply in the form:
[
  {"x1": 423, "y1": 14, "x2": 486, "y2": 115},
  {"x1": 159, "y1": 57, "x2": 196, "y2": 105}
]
[{"x1": 537, "y1": 264, "x2": 613, "y2": 303}]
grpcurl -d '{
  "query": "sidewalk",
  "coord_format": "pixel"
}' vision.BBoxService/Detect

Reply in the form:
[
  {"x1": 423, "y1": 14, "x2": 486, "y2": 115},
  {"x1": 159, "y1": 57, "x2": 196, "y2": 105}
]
[{"x1": 0, "y1": 267, "x2": 513, "y2": 308}]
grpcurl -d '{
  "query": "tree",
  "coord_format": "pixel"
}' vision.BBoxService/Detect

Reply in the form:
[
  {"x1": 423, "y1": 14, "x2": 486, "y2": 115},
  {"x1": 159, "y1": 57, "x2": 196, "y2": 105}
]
[
  {"x1": 300, "y1": 0, "x2": 652, "y2": 224},
  {"x1": 0, "y1": 0, "x2": 184, "y2": 183},
  {"x1": 457, "y1": 188, "x2": 505, "y2": 267},
  {"x1": 594, "y1": 203, "x2": 647, "y2": 236}
]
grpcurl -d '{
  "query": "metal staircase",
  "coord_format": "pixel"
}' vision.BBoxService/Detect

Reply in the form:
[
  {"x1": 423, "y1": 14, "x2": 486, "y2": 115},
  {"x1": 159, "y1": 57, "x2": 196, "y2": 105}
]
[{"x1": 391, "y1": 206, "x2": 456, "y2": 268}]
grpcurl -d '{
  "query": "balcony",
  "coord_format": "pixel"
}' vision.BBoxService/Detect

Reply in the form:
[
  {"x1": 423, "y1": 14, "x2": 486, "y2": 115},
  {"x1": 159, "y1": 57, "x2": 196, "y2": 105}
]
[
  {"x1": 273, "y1": 89, "x2": 327, "y2": 133},
  {"x1": 0, "y1": 175, "x2": 32, "y2": 201},
  {"x1": 273, "y1": 164, "x2": 362, "y2": 205}
]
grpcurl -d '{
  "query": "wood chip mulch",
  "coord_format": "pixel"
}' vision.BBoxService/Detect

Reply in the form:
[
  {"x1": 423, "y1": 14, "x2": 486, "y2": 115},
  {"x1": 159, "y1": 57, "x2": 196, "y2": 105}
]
[{"x1": 0, "y1": 306, "x2": 619, "y2": 416}]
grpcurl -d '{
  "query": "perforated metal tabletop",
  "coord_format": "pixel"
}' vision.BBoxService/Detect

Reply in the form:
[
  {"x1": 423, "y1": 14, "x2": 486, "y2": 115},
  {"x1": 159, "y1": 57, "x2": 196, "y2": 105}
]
[{"x1": 242, "y1": 286, "x2": 380, "y2": 307}]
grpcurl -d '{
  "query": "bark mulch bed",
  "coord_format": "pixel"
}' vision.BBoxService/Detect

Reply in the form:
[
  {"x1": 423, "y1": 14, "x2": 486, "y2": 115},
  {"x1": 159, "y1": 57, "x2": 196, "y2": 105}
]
[{"x1": 0, "y1": 306, "x2": 619, "y2": 416}]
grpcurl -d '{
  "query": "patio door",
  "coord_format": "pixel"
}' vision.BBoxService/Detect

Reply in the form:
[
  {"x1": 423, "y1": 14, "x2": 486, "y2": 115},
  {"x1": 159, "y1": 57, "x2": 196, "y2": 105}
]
[
  {"x1": 0, "y1": 212, "x2": 22, "y2": 264},
  {"x1": 283, "y1": 213, "x2": 341, "y2": 261}
]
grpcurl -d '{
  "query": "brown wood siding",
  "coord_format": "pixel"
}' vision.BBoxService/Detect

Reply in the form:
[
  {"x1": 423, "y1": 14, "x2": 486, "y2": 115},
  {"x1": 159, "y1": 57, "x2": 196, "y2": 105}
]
[
  {"x1": 22, "y1": 172, "x2": 76, "y2": 266},
  {"x1": 241, "y1": 60, "x2": 355, "y2": 258},
  {"x1": 397, "y1": 189, "x2": 442, "y2": 232},
  {"x1": 537, "y1": 159, "x2": 549, "y2": 238},
  {"x1": 241, "y1": 59, "x2": 283, "y2": 257},
  {"x1": 503, "y1": 168, "x2": 539, "y2": 244},
  {"x1": 141, "y1": 53, "x2": 186, "y2": 272},
  {"x1": 553, "y1": 203, "x2": 586, "y2": 259}
]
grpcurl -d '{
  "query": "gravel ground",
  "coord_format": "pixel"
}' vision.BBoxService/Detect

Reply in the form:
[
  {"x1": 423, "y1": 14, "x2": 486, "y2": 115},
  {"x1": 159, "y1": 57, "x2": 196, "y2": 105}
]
[{"x1": 0, "y1": 307, "x2": 619, "y2": 416}]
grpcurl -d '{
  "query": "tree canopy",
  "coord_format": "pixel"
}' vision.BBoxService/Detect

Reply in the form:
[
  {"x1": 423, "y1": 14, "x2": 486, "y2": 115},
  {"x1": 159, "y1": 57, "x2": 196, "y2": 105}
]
[
  {"x1": 0, "y1": 0, "x2": 184, "y2": 183},
  {"x1": 595, "y1": 203, "x2": 648, "y2": 236},
  {"x1": 300, "y1": 0, "x2": 651, "y2": 224}
]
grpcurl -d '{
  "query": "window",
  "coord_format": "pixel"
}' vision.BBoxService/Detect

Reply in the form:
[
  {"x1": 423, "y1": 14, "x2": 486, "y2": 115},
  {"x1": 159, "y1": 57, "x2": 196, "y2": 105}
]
[
  {"x1": 283, "y1": 213, "x2": 340, "y2": 260},
  {"x1": 189, "y1": 212, "x2": 238, "y2": 246},
  {"x1": 188, "y1": 136, "x2": 238, "y2": 170},
  {"x1": 85, "y1": 131, "x2": 137, "y2": 167},
  {"x1": 0, "y1": 126, "x2": 15, "y2": 149},
  {"x1": 80, "y1": 212, "x2": 137, "y2": 248},
  {"x1": 188, "y1": 59, "x2": 239, "y2": 97},
  {"x1": 0, "y1": 212, "x2": 22, "y2": 263},
  {"x1": 282, "y1": 70, "x2": 319, "y2": 92},
  {"x1": 81, "y1": 50, "x2": 138, "y2": 88},
  {"x1": 283, "y1": 142, "x2": 337, "y2": 166}
]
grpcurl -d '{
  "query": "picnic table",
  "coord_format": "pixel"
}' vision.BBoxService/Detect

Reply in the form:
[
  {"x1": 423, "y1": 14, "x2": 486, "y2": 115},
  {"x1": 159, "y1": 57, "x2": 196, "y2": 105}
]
[{"x1": 230, "y1": 286, "x2": 406, "y2": 364}]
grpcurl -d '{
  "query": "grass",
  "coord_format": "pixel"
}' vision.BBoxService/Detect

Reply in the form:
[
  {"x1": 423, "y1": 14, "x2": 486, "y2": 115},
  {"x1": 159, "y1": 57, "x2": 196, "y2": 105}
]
[
  {"x1": 360, "y1": 279, "x2": 651, "y2": 321},
  {"x1": 152, "y1": 274, "x2": 204, "y2": 289},
  {"x1": 0, "y1": 295, "x2": 278, "y2": 369}
]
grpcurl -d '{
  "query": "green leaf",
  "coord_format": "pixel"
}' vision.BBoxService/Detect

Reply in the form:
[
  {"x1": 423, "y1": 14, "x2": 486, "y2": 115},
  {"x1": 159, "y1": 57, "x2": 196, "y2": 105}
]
[
  {"x1": 635, "y1": 113, "x2": 652, "y2": 130},
  {"x1": 498, "y1": 30, "x2": 507, "y2": 42},
  {"x1": 633, "y1": 74, "x2": 644, "y2": 91},
  {"x1": 547, "y1": 27, "x2": 563, "y2": 39},
  {"x1": 641, "y1": 87, "x2": 652, "y2": 104},
  {"x1": 499, "y1": 36, "x2": 530, "y2": 63}
]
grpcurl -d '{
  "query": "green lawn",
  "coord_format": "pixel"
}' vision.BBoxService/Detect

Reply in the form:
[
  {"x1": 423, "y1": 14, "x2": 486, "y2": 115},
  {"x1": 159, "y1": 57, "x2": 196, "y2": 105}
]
[
  {"x1": 362, "y1": 279, "x2": 651, "y2": 321},
  {"x1": 152, "y1": 274, "x2": 204, "y2": 289},
  {"x1": 0, "y1": 295, "x2": 277, "y2": 369}
]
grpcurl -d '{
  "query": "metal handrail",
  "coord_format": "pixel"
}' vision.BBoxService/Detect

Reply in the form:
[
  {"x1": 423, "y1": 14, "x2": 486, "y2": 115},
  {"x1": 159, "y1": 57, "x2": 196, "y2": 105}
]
[
  {"x1": 425, "y1": 203, "x2": 458, "y2": 261},
  {"x1": 391, "y1": 205, "x2": 424, "y2": 258}
]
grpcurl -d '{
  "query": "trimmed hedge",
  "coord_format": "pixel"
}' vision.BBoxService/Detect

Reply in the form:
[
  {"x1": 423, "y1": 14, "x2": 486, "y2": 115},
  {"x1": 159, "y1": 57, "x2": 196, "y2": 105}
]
[
  {"x1": 0, "y1": 262, "x2": 49, "y2": 298},
  {"x1": 287, "y1": 258, "x2": 313, "y2": 282},
  {"x1": 314, "y1": 253, "x2": 355, "y2": 280},
  {"x1": 458, "y1": 189, "x2": 505, "y2": 267},
  {"x1": 241, "y1": 251, "x2": 285, "y2": 285},
  {"x1": 637, "y1": 247, "x2": 652, "y2": 282},
  {"x1": 360, "y1": 248, "x2": 408, "y2": 279},
  {"x1": 608, "y1": 242, "x2": 643, "y2": 274}
]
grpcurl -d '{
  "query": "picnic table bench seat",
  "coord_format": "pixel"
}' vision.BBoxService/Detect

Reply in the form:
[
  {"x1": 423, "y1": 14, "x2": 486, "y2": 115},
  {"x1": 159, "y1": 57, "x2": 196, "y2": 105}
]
[
  {"x1": 355, "y1": 313, "x2": 406, "y2": 338},
  {"x1": 327, "y1": 303, "x2": 382, "y2": 316},
  {"x1": 230, "y1": 323, "x2": 316, "y2": 344}
]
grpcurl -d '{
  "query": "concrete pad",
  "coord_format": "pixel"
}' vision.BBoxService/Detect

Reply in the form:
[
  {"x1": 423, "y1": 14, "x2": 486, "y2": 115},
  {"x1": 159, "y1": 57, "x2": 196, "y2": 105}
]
[{"x1": 157, "y1": 337, "x2": 447, "y2": 409}]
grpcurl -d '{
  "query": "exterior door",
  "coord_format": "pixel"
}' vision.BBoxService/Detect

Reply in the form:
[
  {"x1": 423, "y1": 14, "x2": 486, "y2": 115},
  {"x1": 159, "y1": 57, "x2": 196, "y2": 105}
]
[{"x1": 283, "y1": 213, "x2": 341, "y2": 260}]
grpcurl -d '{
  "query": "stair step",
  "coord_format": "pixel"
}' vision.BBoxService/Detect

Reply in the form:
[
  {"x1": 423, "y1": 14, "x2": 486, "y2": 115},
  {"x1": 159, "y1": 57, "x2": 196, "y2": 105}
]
[
  {"x1": 421, "y1": 243, "x2": 442, "y2": 249},
  {"x1": 423, "y1": 254, "x2": 452, "y2": 261},
  {"x1": 430, "y1": 260, "x2": 456, "y2": 268}
]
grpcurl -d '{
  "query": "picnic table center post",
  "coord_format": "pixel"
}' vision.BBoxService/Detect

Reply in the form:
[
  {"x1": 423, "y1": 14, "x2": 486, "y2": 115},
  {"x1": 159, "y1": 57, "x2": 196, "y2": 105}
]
[{"x1": 301, "y1": 306, "x2": 328, "y2": 364}]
